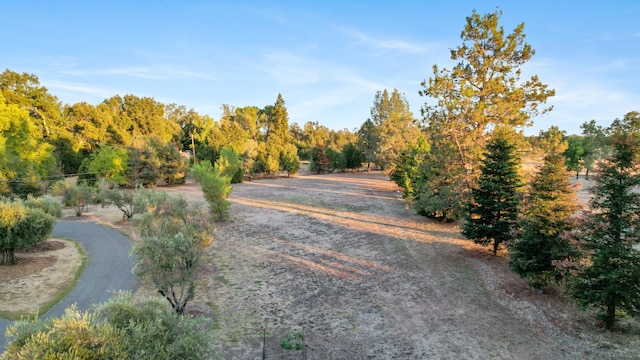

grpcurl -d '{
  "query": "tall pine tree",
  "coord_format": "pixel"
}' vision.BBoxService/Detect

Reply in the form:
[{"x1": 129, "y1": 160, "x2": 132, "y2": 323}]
[
  {"x1": 462, "y1": 133, "x2": 522, "y2": 255},
  {"x1": 569, "y1": 132, "x2": 640, "y2": 329},
  {"x1": 510, "y1": 149, "x2": 579, "y2": 291}
]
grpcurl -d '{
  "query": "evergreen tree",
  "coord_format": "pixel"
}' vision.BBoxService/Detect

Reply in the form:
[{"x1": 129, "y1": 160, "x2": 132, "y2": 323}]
[
  {"x1": 191, "y1": 161, "x2": 232, "y2": 221},
  {"x1": 417, "y1": 10, "x2": 553, "y2": 220},
  {"x1": 569, "y1": 133, "x2": 640, "y2": 329},
  {"x1": 510, "y1": 128, "x2": 580, "y2": 291},
  {"x1": 462, "y1": 134, "x2": 522, "y2": 255}
]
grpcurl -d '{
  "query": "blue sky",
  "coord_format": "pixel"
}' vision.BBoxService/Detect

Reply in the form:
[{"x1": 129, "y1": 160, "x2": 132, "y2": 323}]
[{"x1": 2, "y1": 1, "x2": 638, "y2": 135}]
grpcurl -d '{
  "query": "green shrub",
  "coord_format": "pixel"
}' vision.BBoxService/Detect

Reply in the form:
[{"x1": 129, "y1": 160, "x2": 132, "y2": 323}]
[
  {"x1": 95, "y1": 293, "x2": 217, "y2": 359},
  {"x1": 215, "y1": 146, "x2": 243, "y2": 183},
  {"x1": 4, "y1": 294, "x2": 218, "y2": 360},
  {"x1": 10, "y1": 169, "x2": 42, "y2": 199},
  {"x1": 4, "y1": 306, "x2": 128, "y2": 359},
  {"x1": 191, "y1": 161, "x2": 232, "y2": 221},
  {"x1": 100, "y1": 185, "x2": 146, "y2": 222},
  {"x1": 67, "y1": 183, "x2": 98, "y2": 216},
  {"x1": 0, "y1": 201, "x2": 55, "y2": 265},
  {"x1": 24, "y1": 194, "x2": 63, "y2": 218}
]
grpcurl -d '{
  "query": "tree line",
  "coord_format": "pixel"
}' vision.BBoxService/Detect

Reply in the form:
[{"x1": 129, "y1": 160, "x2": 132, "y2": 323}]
[
  {"x1": 2, "y1": 7, "x2": 639, "y2": 346},
  {"x1": 386, "y1": 10, "x2": 640, "y2": 330}
]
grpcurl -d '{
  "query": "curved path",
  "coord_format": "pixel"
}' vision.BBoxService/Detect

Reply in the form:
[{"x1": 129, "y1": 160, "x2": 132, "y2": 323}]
[{"x1": 0, "y1": 221, "x2": 139, "y2": 351}]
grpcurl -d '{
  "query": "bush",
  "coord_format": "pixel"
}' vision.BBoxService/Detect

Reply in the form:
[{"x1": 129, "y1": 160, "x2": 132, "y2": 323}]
[
  {"x1": 3, "y1": 306, "x2": 126, "y2": 359},
  {"x1": 100, "y1": 185, "x2": 146, "y2": 222},
  {"x1": 4, "y1": 294, "x2": 218, "y2": 359},
  {"x1": 191, "y1": 161, "x2": 232, "y2": 221},
  {"x1": 94, "y1": 293, "x2": 216, "y2": 359},
  {"x1": 0, "y1": 200, "x2": 55, "y2": 265},
  {"x1": 67, "y1": 183, "x2": 98, "y2": 216},
  {"x1": 50, "y1": 180, "x2": 74, "y2": 206},
  {"x1": 24, "y1": 194, "x2": 63, "y2": 218},
  {"x1": 215, "y1": 146, "x2": 243, "y2": 184}
]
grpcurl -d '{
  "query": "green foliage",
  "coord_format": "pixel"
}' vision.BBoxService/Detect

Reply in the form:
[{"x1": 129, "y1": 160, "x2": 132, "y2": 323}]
[
  {"x1": 133, "y1": 195, "x2": 214, "y2": 314},
  {"x1": 462, "y1": 136, "x2": 522, "y2": 255},
  {"x1": 24, "y1": 194, "x2": 63, "y2": 218},
  {"x1": 126, "y1": 143, "x2": 161, "y2": 187},
  {"x1": 3, "y1": 306, "x2": 127, "y2": 359},
  {"x1": 157, "y1": 142, "x2": 189, "y2": 185},
  {"x1": 357, "y1": 118, "x2": 378, "y2": 171},
  {"x1": 416, "y1": 10, "x2": 553, "y2": 220},
  {"x1": 251, "y1": 94, "x2": 294, "y2": 175},
  {"x1": 94, "y1": 293, "x2": 216, "y2": 359},
  {"x1": 253, "y1": 141, "x2": 280, "y2": 174},
  {"x1": 100, "y1": 184, "x2": 146, "y2": 222},
  {"x1": 280, "y1": 143, "x2": 301, "y2": 176},
  {"x1": 391, "y1": 135, "x2": 429, "y2": 199},
  {"x1": 4, "y1": 294, "x2": 217, "y2": 359},
  {"x1": 412, "y1": 135, "x2": 467, "y2": 221},
  {"x1": 341, "y1": 142, "x2": 365, "y2": 171},
  {"x1": 370, "y1": 89, "x2": 420, "y2": 172},
  {"x1": 191, "y1": 161, "x2": 232, "y2": 220},
  {"x1": 67, "y1": 182, "x2": 98, "y2": 216},
  {"x1": 509, "y1": 147, "x2": 580, "y2": 291},
  {"x1": 326, "y1": 147, "x2": 345, "y2": 173},
  {"x1": 569, "y1": 133, "x2": 640, "y2": 329},
  {"x1": 133, "y1": 232, "x2": 201, "y2": 315},
  {"x1": 580, "y1": 119, "x2": 608, "y2": 179},
  {"x1": 280, "y1": 328, "x2": 304, "y2": 351},
  {"x1": 563, "y1": 135, "x2": 585, "y2": 178},
  {"x1": 86, "y1": 146, "x2": 129, "y2": 186},
  {"x1": 0, "y1": 200, "x2": 55, "y2": 265},
  {"x1": 11, "y1": 169, "x2": 43, "y2": 199},
  {"x1": 310, "y1": 145, "x2": 329, "y2": 174},
  {"x1": 0, "y1": 92, "x2": 56, "y2": 198},
  {"x1": 215, "y1": 146, "x2": 243, "y2": 183}
]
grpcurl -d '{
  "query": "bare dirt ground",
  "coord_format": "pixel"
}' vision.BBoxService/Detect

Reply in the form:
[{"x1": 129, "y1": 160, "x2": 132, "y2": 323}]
[
  {"x1": 4, "y1": 172, "x2": 639, "y2": 358},
  {"x1": 0, "y1": 239, "x2": 82, "y2": 318}
]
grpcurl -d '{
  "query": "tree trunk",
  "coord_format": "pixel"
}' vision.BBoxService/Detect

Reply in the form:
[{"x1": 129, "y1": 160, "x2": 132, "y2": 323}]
[
  {"x1": 493, "y1": 240, "x2": 498, "y2": 256},
  {"x1": 604, "y1": 302, "x2": 616, "y2": 329},
  {"x1": 585, "y1": 168, "x2": 590, "y2": 180},
  {"x1": 1, "y1": 249, "x2": 16, "y2": 265}
]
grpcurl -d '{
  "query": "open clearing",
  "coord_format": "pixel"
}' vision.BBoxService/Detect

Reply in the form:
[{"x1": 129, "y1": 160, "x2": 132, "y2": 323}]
[
  {"x1": 4, "y1": 172, "x2": 639, "y2": 358},
  {"x1": 166, "y1": 172, "x2": 637, "y2": 358}
]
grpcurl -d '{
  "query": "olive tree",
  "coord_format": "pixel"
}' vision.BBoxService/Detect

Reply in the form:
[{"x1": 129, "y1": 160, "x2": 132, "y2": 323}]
[{"x1": 133, "y1": 195, "x2": 215, "y2": 314}]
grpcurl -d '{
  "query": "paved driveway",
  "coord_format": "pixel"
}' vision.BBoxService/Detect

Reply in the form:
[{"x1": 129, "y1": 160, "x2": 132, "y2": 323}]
[{"x1": 0, "y1": 221, "x2": 138, "y2": 351}]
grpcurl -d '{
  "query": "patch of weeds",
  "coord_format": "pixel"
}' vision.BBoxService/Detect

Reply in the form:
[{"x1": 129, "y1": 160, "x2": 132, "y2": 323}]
[{"x1": 280, "y1": 328, "x2": 304, "y2": 350}]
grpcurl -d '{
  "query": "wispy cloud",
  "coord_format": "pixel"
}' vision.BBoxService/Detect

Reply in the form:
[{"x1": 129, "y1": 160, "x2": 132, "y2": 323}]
[
  {"x1": 41, "y1": 79, "x2": 118, "y2": 101},
  {"x1": 339, "y1": 27, "x2": 428, "y2": 54},
  {"x1": 60, "y1": 67, "x2": 160, "y2": 79},
  {"x1": 60, "y1": 65, "x2": 216, "y2": 81}
]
